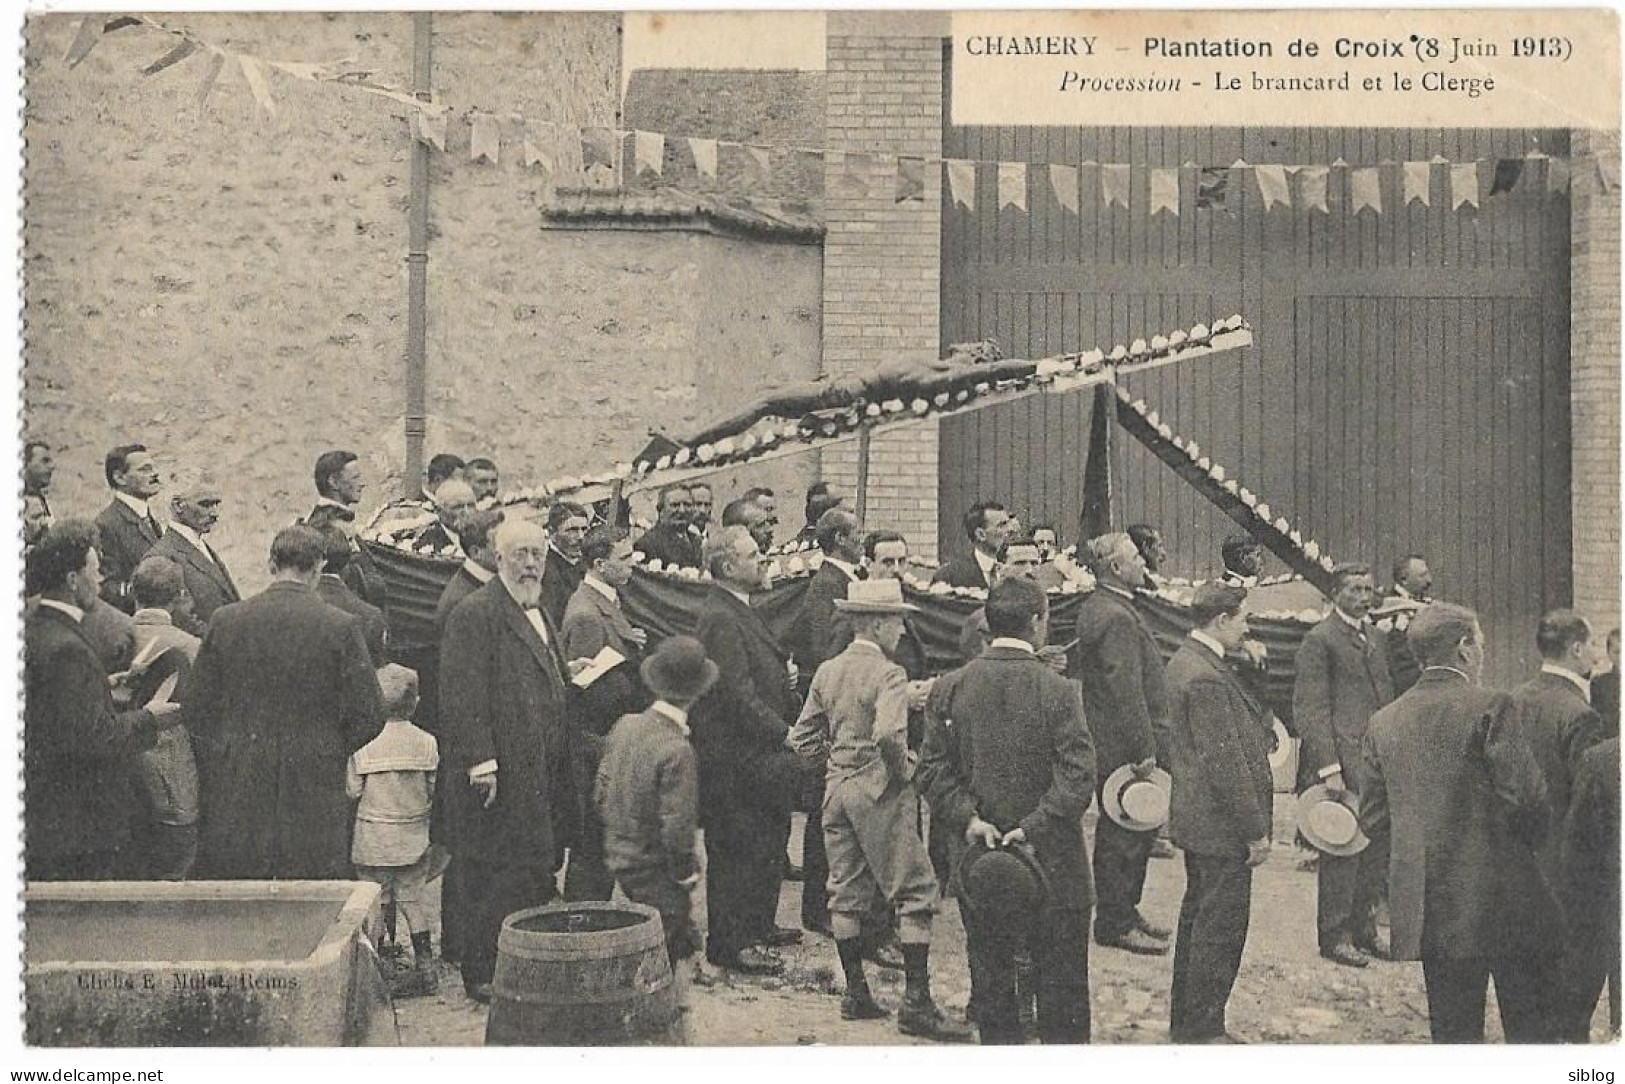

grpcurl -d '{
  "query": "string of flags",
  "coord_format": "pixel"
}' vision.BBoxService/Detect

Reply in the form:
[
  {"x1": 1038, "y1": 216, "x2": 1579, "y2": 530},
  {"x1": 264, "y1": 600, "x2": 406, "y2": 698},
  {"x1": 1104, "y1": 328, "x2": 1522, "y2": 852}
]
[{"x1": 75, "y1": 12, "x2": 1613, "y2": 213}]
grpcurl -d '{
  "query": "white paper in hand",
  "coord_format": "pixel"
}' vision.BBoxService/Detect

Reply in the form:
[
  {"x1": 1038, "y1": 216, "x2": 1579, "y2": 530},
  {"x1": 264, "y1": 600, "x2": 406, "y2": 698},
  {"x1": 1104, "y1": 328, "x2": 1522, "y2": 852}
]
[{"x1": 571, "y1": 645, "x2": 626, "y2": 688}]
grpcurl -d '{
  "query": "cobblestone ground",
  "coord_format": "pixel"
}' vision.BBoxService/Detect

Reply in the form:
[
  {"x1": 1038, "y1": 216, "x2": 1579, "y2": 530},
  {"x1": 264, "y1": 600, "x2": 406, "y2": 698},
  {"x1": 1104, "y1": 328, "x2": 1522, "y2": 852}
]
[{"x1": 393, "y1": 803, "x2": 1614, "y2": 1047}]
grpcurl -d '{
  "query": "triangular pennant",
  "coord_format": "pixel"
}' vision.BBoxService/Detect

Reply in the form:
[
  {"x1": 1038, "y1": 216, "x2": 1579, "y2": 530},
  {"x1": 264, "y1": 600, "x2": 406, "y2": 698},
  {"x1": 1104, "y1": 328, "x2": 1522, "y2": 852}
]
[
  {"x1": 998, "y1": 162, "x2": 1026, "y2": 211},
  {"x1": 745, "y1": 144, "x2": 772, "y2": 188},
  {"x1": 1598, "y1": 154, "x2": 1619, "y2": 193},
  {"x1": 1451, "y1": 162, "x2": 1479, "y2": 208},
  {"x1": 470, "y1": 112, "x2": 500, "y2": 165},
  {"x1": 1195, "y1": 166, "x2": 1229, "y2": 210},
  {"x1": 581, "y1": 127, "x2": 615, "y2": 170},
  {"x1": 142, "y1": 38, "x2": 199, "y2": 77},
  {"x1": 1489, "y1": 158, "x2": 1523, "y2": 198},
  {"x1": 896, "y1": 156, "x2": 925, "y2": 203},
  {"x1": 633, "y1": 130, "x2": 665, "y2": 177},
  {"x1": 103, "y1": 15, "x2": 141, "y2": 33},
  {"x1": 947, "y1": 160, "x2": 976, "y2": 210},
  {"x1": 1255, "y1": 164, "x2": 1290, "y2": 209},
  {"x1": 412, "y1": 106, "x2": 447, "y2": 152},
  {"x1": 237, "y1": 55, "x2": 275, "y2": 117},
  {"x1": 1403, "y1": 161, "x2": 1432, "y2": 206},
  {"x1": 193, "y1": 50, "x2": 226, "y2": 106},
  {"x1": 1351, "y1": 166, "x2": 1382, "y2": 214},
  {"x1": 1149, "y1": 167, "x2": 1179, "y2": 216},
  {"x1": 1048, "y1": 164, "x2": 1078, "y2": 214},
  {"x1": 688, "y1": 137, "x2": 718, "y2": 181},
  {"x1": 1101, "y1": 164, "x2": 1130, "y2": 209},
  {"x1": 1298, "y1": 165, "x2": 1329, "y2": 213},
  {"x1": 1546, "y1": 156, "x2": 1570, "y2": 195},
  {"x1": 64, "y1": 14, "x2": 104, "y2": 69},
  {"x1": 522, "y1": 136, "x2": 553, "y2": 173}
]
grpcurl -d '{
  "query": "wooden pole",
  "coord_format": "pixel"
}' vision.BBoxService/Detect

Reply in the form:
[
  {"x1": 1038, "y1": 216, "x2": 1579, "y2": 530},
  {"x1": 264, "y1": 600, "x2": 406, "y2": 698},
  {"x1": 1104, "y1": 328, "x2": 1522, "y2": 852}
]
[
  {"x1": 403, "y1": 12, "x2": 433, "y2": 499},
  {"x1": 855, "y1": 423, "x2": 873, "y2": 523}
]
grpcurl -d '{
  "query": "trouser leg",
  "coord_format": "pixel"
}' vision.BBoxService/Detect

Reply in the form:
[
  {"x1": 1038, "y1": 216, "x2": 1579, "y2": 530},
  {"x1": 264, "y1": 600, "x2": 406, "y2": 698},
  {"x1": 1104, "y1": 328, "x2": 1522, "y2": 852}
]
[
  {"x1": 1491, "y1": 953, "x2": 1561, "y2": 1043},
  {"x1": 1171, "y1": 852, "x2": 1251, "y2": 1041},
  {"x1": 1316, "y1": 852, "x2": 1358, "y2": 951},
  {"x1": 458, "y1": 857, "x2": 552, "y2": 988},
  {"x1": 1092, "y1": 812, "x2": 1152, "y2": 941},
  {"x1": 1422, "y1": 955, "x2": 1490, "y2": 1043},
  {"x1": 1033, "y1": 907, "x2": 1092, "y2": 1044},
  {"x1": 963, "y1": 907, "x2": 1022, "y2": 1044},
  {"x1": 704, "y1": 811, "x2": 755, "y2": 962}
]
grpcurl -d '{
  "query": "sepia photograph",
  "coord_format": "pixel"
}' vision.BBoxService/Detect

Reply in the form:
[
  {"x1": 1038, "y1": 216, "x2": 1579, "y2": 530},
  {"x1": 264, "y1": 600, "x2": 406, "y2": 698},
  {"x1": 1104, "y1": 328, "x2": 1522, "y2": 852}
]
[{"x1": 12, "y1": 4, "x2": 1622, "y2": 1059}]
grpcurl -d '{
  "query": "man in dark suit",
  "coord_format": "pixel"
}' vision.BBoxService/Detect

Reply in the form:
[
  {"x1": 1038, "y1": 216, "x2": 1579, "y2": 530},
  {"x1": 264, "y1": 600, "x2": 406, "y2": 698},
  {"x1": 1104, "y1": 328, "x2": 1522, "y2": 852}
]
[
  {"x1": 439, "y1": 518, "x2": 580, "y2": 1003},
  {"x1": 793, "y1": 482, "x2": 843, "y2": 549},
  {"x1": 1293, "y1": 562, "x2": 1395, "y2": 967},
  {"x1": 1511, "y1": 609, "x2": 1606, "y2": 888},
  {"x1": 540, "y1": 501, "x2": 590, "y2": 626},
  {"x1": 24, "y1": 521, "x2": 178, "y2": 880},
  {"x1": 411, "y1": 479, "x2": 475, "y2": 558},
  {"x1": 185, "y1": 526, "x2": 385, "y2": 881},
  {"x1": 304, "y1": 449, "x2": 381, "y2": 607},
  {"x1": 1377, "y1": 554, "x2": 1433, "y2": 695},
  {"x1": 635, "y1": 484, "x2": 701, "y2": 569},
  {"x1": 1165, "y1": 583, "x2": 1273, "y2": 1044},
  {"x1": 313, "y1": 526, "x2": 389, "y2": 667},
  {"x1": 94, "y1": 443, "x2": 165, "y2": 613},
  {"x1": 692, "y1": 525, "x2": 812, "y2": 975},
  {"x1": 920, "y1": 577, "x2": 1097, "y2": 1044},
  {"x1": 723, "y1": 496, "x2": 776, "y2": 555},
  {"x1": 1127, "y1": 523, "x2": 1167, "y2": 578},
  {"x1": 1559, "y1": 736, "x2": 1621, "y2": 1041},
  {"x1": 1591, "y1": 628, "x2": 1621, "y2": 740},
  {"x1": 865, "y1": 531, "x2": 929, "y2": 686},
  {"x1": 1074, "y1": 532, "x2": 1172, "y2": 955},
  {"x1": 1359, "y1": 602, "x2": 1556, "y2": 1042},
  {"x1": 932, "y1": 500, "x2": 1012, "y2": 590},
  {"x1": 465, "y1": 457, "x2": 500, "y2": 506},
  {"x1": 1219, "y1": 535, "x2": 1264, "y2": 589},
  {"x1": 561, "y1": 526, "x2": 650, "y2": 902},
  {"x1": 146, "y1": 474, "x2": 239, "y2": 631},
  {"x1": 24, "y1": 439, "x2": 54, "y2": 520}
]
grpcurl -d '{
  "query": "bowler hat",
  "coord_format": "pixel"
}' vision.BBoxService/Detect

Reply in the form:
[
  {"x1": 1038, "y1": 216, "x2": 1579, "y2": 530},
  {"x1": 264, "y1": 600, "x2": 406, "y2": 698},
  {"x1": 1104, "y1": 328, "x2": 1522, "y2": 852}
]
[
  {"x1": 1296, "y1": 784, "x2": 1369, "y2": 857},
  {"x1": 639, "y1": 635, "x2": 719, "y2": 702},
  {"x1": 1100, "y1": 764, "x2": 1172, "y2": 832},
  {"x1": 954, "y1": 840, "x2": 1050, "y2": 926},
  {"x1": 833, "y1": 577, "x2": 919, "y2": 615}
]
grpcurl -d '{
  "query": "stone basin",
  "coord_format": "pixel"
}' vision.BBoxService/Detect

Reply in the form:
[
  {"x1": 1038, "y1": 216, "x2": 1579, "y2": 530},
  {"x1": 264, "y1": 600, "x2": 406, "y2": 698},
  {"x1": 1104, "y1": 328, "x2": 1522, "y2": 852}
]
[{"x1": 25, "y1": 880, "x2": 395, "y2": 1047}]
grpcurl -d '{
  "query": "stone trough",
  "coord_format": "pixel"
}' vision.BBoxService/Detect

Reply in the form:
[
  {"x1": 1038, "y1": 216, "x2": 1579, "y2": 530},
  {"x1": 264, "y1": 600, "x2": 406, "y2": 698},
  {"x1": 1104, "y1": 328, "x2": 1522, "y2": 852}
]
[{"x1": 25, "y1": 880, "x2": 395, "y2": 1047}]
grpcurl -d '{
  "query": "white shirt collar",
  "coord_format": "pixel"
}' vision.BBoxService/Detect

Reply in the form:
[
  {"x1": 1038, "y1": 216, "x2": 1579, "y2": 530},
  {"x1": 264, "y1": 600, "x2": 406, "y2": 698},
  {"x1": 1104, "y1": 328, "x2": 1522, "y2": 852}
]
[
  {"x1": 1541, "y1": 663, "x2": 1592, "y2": 700},
  {"x1": 650, "y1": 700, "x2": 690, "y2": 736},
  {"x1": 1423, "y1": 665, "x2": 1471, "y2": 683},
  {"x1": 37, "y1": 598, "x2": 85, "y2": 623},
  {"x1": 724, "y1": 585, "x2": 753, "y2": 607},
  {"x1": 989, "y1": 636, "x2": 1036, "y2": 655},
  {"x1": 315, "y1": 495, "x2": 352, "y2": 512},
  {"x1": 825, "y1": 556, "x2": 862, "y2": 580},
  {"x1": 1394, "y1": 583, "x2": 1421, "y2": 601},
  {"x1": 584, "y1": 573, "x2": 618, "y2": 602},
  {"x1": 1222, "y1": 571, "x2": 1258, "y2": 589},
  {"x1": 461, "y1": 558, "x2": 494, "y2": 584},
  {"x1": 973, "y1": 548, "x2": 998, "y2": 578},
  {"x1": 114, "y1": 491, "x2": 150, "y2": 518},
  {"x1": 1101, "y1": 582, "x2": 1138, "y2": 602},
  {"x1": 1190, "y1": 629, "x2": 1227, "y2": 659},
  {"x1": 1335, "y1": 607, "x2": 1367, "y2": 631},
  {"x1": 165, "y1": 520, "x2": 209, "y2": 553}
]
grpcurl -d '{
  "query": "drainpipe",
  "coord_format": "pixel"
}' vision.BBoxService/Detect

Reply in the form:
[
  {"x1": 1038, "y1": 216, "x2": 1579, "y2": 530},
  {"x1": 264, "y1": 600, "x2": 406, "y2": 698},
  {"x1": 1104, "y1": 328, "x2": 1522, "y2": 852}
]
[{"x1": 403, "y1": 12, "x2": 432, "y2": 499}]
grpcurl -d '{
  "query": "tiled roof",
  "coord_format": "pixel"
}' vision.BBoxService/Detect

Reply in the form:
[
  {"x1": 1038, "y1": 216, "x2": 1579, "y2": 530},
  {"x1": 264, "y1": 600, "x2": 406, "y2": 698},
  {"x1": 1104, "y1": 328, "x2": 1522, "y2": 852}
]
[{"x1": 539, "y1": 186, "x2": 823, "y2": 244}]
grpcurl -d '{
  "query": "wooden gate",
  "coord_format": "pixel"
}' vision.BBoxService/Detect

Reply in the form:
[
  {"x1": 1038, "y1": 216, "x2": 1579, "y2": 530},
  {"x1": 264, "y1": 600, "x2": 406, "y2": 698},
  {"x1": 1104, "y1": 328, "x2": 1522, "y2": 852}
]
[{"x1": 937, "y1": 120, "x2": 1572, "y2": 685}]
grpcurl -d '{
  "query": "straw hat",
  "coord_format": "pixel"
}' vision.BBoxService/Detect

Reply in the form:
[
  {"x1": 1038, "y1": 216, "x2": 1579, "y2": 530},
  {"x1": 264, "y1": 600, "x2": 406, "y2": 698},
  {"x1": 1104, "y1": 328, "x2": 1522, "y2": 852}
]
[
  {"x1": 1296, "y1": 784, "x2": 1370, "y2": 857},
  {"x1": 833, "y1": 578, "x2": 919, "y2": 615},
  {"x1": 1100, "y1": 764, "x2": 1173, "y2": 832}
]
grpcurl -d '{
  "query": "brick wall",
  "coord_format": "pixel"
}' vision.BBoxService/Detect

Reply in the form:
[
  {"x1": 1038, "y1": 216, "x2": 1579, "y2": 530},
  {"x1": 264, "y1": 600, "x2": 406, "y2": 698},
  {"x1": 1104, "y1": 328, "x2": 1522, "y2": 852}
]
[
  {"x1": 820, "y1": 12, "x2": 947, "y2": 561},
  {"x1": 1570, "y1": 128, "x2": 1622, "y2": 638}
]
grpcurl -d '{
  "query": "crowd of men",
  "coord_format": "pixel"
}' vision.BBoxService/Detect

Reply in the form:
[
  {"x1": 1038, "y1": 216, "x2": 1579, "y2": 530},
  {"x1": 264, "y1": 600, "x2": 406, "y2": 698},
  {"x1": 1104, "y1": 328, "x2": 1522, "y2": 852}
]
[{"x1": 20, "y1": 438, "x2": 1622, "y2": 1046}]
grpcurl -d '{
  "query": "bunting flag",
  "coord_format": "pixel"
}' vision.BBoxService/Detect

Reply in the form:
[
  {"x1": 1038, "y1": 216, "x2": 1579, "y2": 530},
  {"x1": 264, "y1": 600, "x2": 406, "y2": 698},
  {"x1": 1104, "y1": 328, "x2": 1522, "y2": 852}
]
[
  {"x1": 633, "y1": 130, "x2": 665, "y2": 177},
  {"x1": 1451, "y1": 162, "x2": 1479, "y2": 208},
  {"x1": 1488, "y1": 158, "x2": 1523, "y2": 198},
  {"x1": 193, "y1": 50, "x2": 226, "y2": 106},
  {"x1": 1597, "y1": 154, "x2": 1620, "y2": 193},
  {"x1": 470, "y1": 113, "x2": 500, "y2": 165},
  {"x1": 1403, "y1": 161, "x2": 1432, "y2": 206},
  {"x1": 947, "y1": 160, "x2": 976, "y2": 210},
  {"x1": 1351, "y1": 166, "x2": 1382, "y2": 214},
  {"x1": 1298, "y1": 166, "x2": 1329, "y2": 213},
  {"x1": 238, "y1": 55, "x2": 275, "y2": 116},
  {"x1": 689, "y1": 137, "x2": 718, "y2": 182},
  {"x1": 1149, "y1": 167, "x2": 1179, "y2": 216},
  {"x1": 521, "y1": 138, "x2": 549, "y2": 172},
  {"x1": 1546, "y1": 155, "x2": 1571, "y2": 194},
  {"x1": 896, "y1": 156, "x2": 925, "y2": 203},
  {"x1": 581, "y1": 127, "x2": 615, "y2": 171},
  {"x1": 412, "y1": 106, "x2": 447, "y2": 151},
  {"x1": 1101, "y1": 164, "x2": 1130, "y2": 209},
  {"x1": 744, "y1": 144, "x2": 772, "y2": 188},
  {"x1": 64, "y1": 14, "x2": 104, "y2": 68},
  {"x1": 998, "y1": 162, "x2": 1026, "y2": 211},
  {"x1": 1255, "y1": 164, "x2": 1290, "y2": 209},
  {"x1": 1195, "y1": 166, "x2": 1229, "y2": 210},
  {"x1": 1048, "y1": 163, "x2": 1079, "y2": 214},
  {"x1": 142, "y1": 38, "x2": 198, "y2": 76}
]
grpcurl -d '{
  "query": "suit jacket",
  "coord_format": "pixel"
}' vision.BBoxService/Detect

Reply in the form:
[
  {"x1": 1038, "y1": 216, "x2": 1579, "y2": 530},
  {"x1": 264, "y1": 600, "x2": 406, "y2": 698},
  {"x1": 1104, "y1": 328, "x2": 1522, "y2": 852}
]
[
  {"x1": 1072, "y1": 587, "x2": 1171, "y2": 773},
  {"x1": 595, "y1": 708, "x2": 700, "y2": 879},
  {"x1": 690, "y1": 586, "x2": 805, "y2": 822},
  {"x1": 788, "y1": 561, "x2": 856, "y2": 680},
  {"x1": 413, "y1": 566, "x2": 491, "y2": 738},
  {"x1": 438, "y1": 579, "x2": 577, "y2": 866},
  {"x1": 958, "y1": 607, "x2": 991, "y2": 665},
  {"x1": 1591, "y1": 670, "x2": 1620, "y2": 740},
  {"x1": 1165, "y1": 640, "x2": 1273, "y2": 858},
  {"x1": 561, "y1": 580, "x2": 649, "y2": 753},
  {"x1": 1359, "y1": 671, "x2": 1553, "y2": 961},
  {"x1": 185, "y1": 581, "x2": 384, "y2": 879},
  {"x1": 1510, "y1": 671, "x2": 1605, "y2": 883},
  {"x1": 541, "y1": 547, "x2": 586, "y2": 628},
  {"x1": 317, "y1": 574, "x2": 389, "y2": 668},
  {"x1": 1561, "y1": 737, "x2": 1620, "y2": 952},
  {"x1": 919, "y1": 645, "x2": 1097, "y2": 910},
  {"x1": 634, "y1": 523, "x2": 701, "y2": 570},
  {"x1": 24, "y1": 605, "x2": 157, "y2": 867},
  {"x1": 931, "y1": 552, "x2": 991, "y2": 590},
  {"x1": 147, "y1": 530, "x2": 241, "y2": 629},
  {"x1": 1293, "y1": 614, "x2": 1394, "y2": 791},
  {"x1": 94, "y1": 498, "x2": 162, "y2": 613},
  {"x1": 1379, "y1": 594, "x2": 1424, "y2": 695},
  {"x1": 303, "y1": 502, "x2": 384, "y2": 607}
]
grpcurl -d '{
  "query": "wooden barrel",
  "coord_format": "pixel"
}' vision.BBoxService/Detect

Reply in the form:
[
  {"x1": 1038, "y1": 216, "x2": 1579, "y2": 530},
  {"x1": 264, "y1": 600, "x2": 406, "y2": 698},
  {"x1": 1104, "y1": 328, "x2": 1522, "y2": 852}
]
[{"x1": 484, "y1": 900, "x2": 681, "y2": 1046}]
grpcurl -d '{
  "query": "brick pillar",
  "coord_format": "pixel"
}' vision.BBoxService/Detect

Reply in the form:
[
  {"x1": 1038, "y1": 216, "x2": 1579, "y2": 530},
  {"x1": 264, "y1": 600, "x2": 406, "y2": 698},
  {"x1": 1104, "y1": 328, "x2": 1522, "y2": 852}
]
[
  {"x1": 1570, "y1": 129, "x2": 1621, "y2": 637},
  {"x1": 821, "y1": 12, "x2": 946, "y2": 562}
]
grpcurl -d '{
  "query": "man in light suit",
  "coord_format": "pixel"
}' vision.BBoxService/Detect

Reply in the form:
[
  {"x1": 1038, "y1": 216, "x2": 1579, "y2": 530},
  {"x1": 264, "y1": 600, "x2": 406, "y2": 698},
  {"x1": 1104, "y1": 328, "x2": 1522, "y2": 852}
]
[
  {"x1": 1165, "y1": 583, "x2": 1273, "y2": 1044},
  {"x1": 932, "y1": 501, "x2": 1012, "y2": 590},
  {"x1": 94, "y1": 443, "x2": 165, "y2": 613},
  {"x1": 1293, "y1": 562, "x2": 1395, "y2": 967},
  {"x1": 561, "y1": 526, "x2": 649, "y2": 902},
  {"x1": 1359, "y1": 603, "x2": 1555, "y2": 1042},
  {"x1": 147, "y1": 474, "x2": 239, "y2": 631},
  {"x1": 438, "y1": 518, "x2": 580, "y2": 1003}
]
